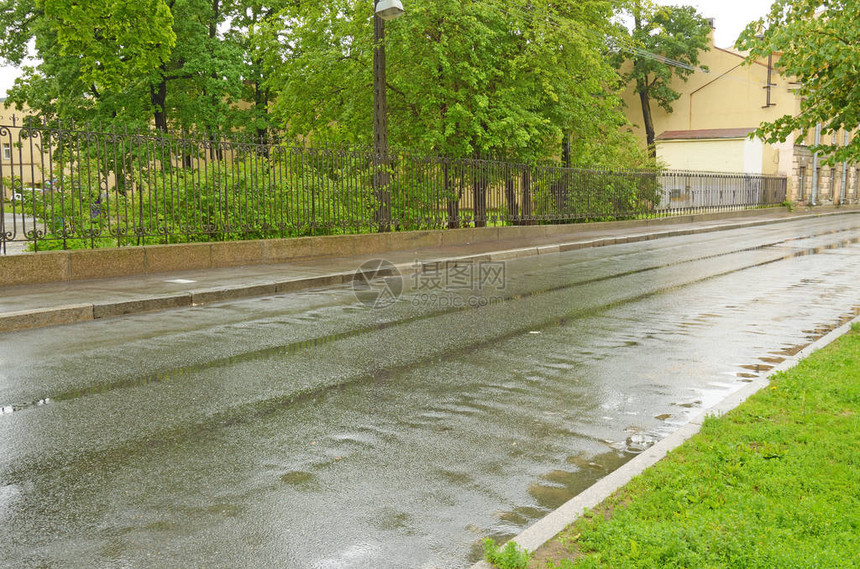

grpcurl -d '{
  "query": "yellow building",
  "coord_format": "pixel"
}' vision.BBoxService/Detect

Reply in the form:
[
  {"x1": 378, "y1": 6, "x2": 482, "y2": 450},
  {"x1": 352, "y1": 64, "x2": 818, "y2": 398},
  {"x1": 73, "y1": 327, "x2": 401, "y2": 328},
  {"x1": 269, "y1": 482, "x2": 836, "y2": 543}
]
[
  {"x1": 621, "y1": 24, "x2": 859, "y2": 204},
  {"x1": 0, "y1": 100, "x2": 45, "y2": 200}
]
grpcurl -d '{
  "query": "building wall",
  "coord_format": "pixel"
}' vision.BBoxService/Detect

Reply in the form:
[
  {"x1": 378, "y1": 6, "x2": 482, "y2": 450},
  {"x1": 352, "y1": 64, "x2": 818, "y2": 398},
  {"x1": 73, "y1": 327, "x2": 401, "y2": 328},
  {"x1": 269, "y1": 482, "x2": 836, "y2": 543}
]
[
  {"x1": 620, "y1": 39, "x2": 797, "y2": 151},
  {"x1": 791, "y1": 145, "x2": 814, "y2": 202},
  {"x1": 788, "y1": 149, "x2": 860, "y2": 205},
  {"x1": 0, "y1": 102, "x2": 42, "y2": 199},
  {"x1": 657, "y1": 138, "x2": 747, "y2": 172},
  {"x1": 743, "y1": 137, "x2": 765, "y2": 174},
  {"x1": 620, "y1": 30, "x2": 858, "y2": 203},
  {"x1": 655, "y1": 136, "x2": 766, "y2": 175}
]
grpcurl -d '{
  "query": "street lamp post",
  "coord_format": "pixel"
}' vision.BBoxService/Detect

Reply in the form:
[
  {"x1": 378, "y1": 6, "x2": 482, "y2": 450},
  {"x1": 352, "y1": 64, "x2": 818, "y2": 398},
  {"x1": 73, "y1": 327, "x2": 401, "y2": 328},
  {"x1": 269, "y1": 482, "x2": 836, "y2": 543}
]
[{"x1": 372, "y1": 0, "x2": 404, "y2": 232}]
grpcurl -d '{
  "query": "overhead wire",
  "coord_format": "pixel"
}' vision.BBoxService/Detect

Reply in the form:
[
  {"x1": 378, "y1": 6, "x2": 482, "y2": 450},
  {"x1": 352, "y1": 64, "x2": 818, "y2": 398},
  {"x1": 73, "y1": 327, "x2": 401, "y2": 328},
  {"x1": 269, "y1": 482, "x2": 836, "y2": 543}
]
[
  {"x1": 486, "y1": 0, "x2": 856, "y2": 145},
  {"x1": 480, "y1": 0, "x2": 795, "y2": 92},
  {"x1": 480, "y1": 1, "x2": 707, "y2": 73}
]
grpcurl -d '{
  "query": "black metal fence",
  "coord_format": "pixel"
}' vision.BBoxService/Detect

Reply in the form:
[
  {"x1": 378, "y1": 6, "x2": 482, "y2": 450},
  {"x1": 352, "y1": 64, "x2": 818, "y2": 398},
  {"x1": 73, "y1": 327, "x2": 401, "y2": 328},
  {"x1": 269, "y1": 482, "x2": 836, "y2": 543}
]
[{"x1": 0, "y1": 123, "x2": 787, "y2": 254}]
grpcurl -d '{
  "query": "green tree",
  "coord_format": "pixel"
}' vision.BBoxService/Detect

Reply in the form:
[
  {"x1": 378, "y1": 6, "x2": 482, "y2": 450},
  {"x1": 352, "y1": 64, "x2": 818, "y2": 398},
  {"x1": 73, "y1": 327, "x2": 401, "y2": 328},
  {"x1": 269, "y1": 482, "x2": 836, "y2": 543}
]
[
  {"x1": 0, "y1": 0, "x2": 250, "y2": 135},
  {"x1": 39, "y1": 0, "x2": 176, "y2": 95},
  {"x1": 737, "y1": 0, "x2": 859, "y2": 163},
  {"x1": 260, "y1": 0, "x2": 645, "y2": 166},
  {"x1": 256, "y1": 0, "x2": 653, "y2": 228},
  {"x1": 614, "y1": 0, "x2": 711, "y2": 156},
  {"x1": 0, "y1": 0, "x2": 36, "y2": 64},
  {"x1": 224, "y1": 0, "x2": 286, "y2": 142},
  {"x1": 0, "y1": 0, "x2": 174, "y2": 127},
  {"x1": 157, "y1": 0, "x2": 246, "y2": 135}
]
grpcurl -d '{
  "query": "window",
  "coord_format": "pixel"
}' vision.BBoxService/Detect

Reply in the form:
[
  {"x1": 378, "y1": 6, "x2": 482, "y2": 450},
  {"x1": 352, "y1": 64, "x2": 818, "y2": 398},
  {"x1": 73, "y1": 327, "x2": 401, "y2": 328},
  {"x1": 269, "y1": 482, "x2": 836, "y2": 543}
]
[
  {"x1": 855, "y1": 169, "x2": 859, "y2": 200},
  {"x1": 830, "y1": 168, "x2": 837, "y2": 202},
  {"x1": 815, "y1": 168, "x2": 821, "y2": 200},
  {"x1": 798, "y1": 167, "x2": 806, "y2": 200},
  {"x1": 2, "y1": 144, "x2": 10, "y2": 160}
]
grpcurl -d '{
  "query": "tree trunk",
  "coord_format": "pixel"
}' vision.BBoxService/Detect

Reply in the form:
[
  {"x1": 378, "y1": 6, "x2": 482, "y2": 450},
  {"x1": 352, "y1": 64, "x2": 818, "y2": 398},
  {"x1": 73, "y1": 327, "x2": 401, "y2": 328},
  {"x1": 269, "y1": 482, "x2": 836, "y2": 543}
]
[
  {"x1": 445, "y1": 161, "x2": 459, "y2": 229},
  {"x1": 504, "y1": 175, "x2": 519, "y2": 223},
  {"x1": 255, "y1": 80, "x2": 272, "y2": 158},
  {"x1": 632, "y1": 5, "x2": 656, "y2": 159},
  {"x1": 472, "y1": 158, "x2": 487, "y2": 228},
  {"x1": 521, "y1": 165, "x2": 533, "y2": 225},
  {"x1": 638, "y1": 83, "x2": 656, "y2": 158},
  {"x1": 255, "y1": 81, "x2": 269, "y2": 143},
  {"x1": 554, "y1": 132, "x2": 572, "y2": 216},
  {"x1": 562, "y1": 133, "x2": 571, "y2": 168},
  {"x1": 150, "y1": 77, "x2": 168, "y2": 132}
]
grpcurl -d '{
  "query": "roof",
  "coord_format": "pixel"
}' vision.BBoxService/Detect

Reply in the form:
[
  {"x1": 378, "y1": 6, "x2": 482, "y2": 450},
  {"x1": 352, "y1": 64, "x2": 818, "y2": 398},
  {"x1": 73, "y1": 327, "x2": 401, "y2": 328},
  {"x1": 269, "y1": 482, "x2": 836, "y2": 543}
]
[
  {"x1": 713, "y1": 45, "x2": 781, "y2": 69},
  {"x1": 656, "y1": 128, "x2": 757, "y2": 141}
]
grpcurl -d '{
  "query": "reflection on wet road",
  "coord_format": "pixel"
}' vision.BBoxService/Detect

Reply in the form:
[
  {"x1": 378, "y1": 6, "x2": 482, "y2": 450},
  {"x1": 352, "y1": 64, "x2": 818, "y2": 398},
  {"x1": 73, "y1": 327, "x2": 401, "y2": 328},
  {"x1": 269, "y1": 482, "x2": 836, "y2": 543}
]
[{"x1": 1, "y1": 215, "x2": 860, "y2": 568}]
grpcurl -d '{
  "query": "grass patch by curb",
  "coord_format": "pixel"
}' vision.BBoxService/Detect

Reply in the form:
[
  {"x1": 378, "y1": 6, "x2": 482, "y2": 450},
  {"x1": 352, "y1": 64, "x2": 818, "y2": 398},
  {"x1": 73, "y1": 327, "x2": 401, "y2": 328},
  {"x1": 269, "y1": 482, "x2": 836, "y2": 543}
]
[
  {"x1": 538, "y1": 327, "x2": 860, "y2": 569},
  {"x1": 483, "y1": 538, "x2": 532, "y2": 569}
]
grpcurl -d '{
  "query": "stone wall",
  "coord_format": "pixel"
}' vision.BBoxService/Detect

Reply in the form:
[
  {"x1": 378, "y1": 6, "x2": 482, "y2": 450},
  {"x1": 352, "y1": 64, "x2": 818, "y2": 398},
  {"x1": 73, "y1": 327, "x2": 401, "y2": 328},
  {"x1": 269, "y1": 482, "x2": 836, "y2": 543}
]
[
  {"x1": 790, "y1": 145, "x2": 860, "y2": 205},
  {"x1": 0, "y1": 208, "x2": 792, "y2": 288}
]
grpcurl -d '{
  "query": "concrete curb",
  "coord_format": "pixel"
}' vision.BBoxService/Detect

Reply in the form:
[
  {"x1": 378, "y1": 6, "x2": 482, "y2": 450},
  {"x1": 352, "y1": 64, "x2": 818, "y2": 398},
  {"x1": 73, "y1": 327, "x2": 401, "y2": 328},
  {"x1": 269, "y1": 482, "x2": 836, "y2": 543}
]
[
  {"x1": 93, "y1": 294, "x2": 193, "y2": 319},
  {"x1": 3, "y1": 208, "x2": 854, "y2": 288},
  {"x1": 0, "y1": 210, "x2": 856, "y2": 334},
  {"x1": 417, "y1": 210, "x2": 851, "y2": 271},
  {"x1": 470, "y1": 314, "x2": 860, "y2": 568},
  {"x1": 0, "y1": 304, "x2": 94, "y2": 333}
]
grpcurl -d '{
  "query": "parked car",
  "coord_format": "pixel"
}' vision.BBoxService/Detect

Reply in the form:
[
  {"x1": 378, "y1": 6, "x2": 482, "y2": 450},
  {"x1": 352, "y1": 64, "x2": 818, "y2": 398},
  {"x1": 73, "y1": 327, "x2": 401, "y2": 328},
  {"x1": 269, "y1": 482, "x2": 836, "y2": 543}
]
[{"x1": 11, "y1": 187, "x2": 43, "y2": 202}]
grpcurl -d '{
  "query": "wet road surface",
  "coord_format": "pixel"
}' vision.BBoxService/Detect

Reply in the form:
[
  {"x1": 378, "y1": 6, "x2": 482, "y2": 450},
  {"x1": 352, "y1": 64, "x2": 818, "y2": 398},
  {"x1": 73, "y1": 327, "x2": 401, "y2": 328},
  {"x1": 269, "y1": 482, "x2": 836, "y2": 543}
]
[{"x1": 1, "y1": 215, "x2": 860, "y2": 568}]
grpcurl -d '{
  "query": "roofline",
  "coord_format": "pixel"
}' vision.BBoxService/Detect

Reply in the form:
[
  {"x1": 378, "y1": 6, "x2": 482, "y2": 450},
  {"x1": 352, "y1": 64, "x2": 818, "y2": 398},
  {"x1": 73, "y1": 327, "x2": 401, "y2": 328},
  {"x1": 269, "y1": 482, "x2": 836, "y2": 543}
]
[
  {"x1": 657, "y1": 137, "x2": 755, "y2": 143},
  {"x1": 656, "y1": 128, "x2": 758, "y2": 142},
  {"x1": 714, "y1": 45, "x2": 781, "y2": 70}
]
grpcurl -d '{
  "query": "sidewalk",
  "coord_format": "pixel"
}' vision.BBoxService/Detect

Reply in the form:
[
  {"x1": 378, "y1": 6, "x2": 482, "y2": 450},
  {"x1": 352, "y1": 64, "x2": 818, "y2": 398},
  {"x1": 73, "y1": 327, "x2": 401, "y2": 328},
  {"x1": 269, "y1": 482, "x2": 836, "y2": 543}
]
[{"x1": 0, "y1": 208, "x2": 852, "y2": 333}]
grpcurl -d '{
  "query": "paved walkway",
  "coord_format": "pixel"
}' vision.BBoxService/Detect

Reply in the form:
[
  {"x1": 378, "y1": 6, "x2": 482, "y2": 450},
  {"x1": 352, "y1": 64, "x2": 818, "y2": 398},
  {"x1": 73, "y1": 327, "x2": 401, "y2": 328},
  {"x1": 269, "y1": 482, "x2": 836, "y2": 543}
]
[
  {"x1": 1, "y1": 211, "x2": 29, "y2": 255},
  {"x1": 0, "y1": 208, "x2": 855, "y2": 333}
]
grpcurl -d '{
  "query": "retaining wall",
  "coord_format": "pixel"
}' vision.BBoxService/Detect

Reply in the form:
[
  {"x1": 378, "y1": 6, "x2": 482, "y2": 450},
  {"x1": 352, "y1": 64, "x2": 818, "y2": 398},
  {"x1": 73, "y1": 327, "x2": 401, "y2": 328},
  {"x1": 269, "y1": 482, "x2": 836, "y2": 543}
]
[{"x1": 0, "y1": 209, "x2": 791, "y2": 287}]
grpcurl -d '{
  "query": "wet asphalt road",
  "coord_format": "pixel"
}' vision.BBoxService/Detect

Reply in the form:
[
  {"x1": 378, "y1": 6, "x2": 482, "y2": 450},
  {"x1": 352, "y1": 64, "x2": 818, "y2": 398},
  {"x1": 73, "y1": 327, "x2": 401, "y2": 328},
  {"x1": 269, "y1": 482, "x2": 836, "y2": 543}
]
[{"x1": 1, "y1": 215, "x2": 860, "y2": 568}]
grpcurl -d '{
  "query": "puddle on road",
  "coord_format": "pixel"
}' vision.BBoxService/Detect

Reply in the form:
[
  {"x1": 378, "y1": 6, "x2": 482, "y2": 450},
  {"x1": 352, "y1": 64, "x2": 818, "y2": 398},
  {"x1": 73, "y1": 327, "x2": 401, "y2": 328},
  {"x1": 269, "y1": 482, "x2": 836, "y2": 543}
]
[
  {"x1": 739, "y1": 363, "x2": 774, "y2": 374},
  {"x1": 495, "y1": 449, "x2": 634, "y2": 532},
  {"x1": 279, "y1": 471, "x2": 319, "y2": 489},
  {"x1": 771, "y1": 344, "x2": 808, "y2": 357}
]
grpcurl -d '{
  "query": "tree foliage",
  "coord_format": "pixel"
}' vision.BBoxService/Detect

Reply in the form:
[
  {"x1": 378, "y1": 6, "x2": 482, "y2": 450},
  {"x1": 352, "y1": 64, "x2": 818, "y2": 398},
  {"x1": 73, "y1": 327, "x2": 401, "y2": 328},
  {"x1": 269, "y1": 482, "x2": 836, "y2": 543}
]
[
  {"x1": 737, "y1": 0, "x2": 860, "y2": 163},
  {"x1": 225, "y1": 1, "x2": 283, "y2": 140},
  {"x1": 0, "y1": 0, "x2": 654, "y2": 169},
  {"x1": 0, "y1": 0, "x2": 274, "y2": 135},
  {"x1": 39, "y1": 0, "x2": 175, "y2": 93},
  {"x1": 614, "y1": 0, "x2": 711, "y2": 154},
  {"x1": 259, "y1": 0, "x2": 650, "y2": 167}
]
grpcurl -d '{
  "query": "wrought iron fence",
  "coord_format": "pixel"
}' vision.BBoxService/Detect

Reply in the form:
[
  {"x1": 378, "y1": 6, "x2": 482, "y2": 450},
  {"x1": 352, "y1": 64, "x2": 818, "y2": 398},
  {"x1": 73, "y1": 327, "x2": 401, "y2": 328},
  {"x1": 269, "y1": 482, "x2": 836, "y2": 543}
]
[{"x1": 0, "y1": 123, "x2": 787, "y2": 254}]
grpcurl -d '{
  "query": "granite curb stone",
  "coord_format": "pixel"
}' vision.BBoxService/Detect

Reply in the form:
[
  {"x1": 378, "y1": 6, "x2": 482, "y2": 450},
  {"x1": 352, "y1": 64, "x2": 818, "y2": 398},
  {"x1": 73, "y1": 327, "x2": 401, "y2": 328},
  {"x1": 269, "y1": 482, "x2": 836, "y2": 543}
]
[{"x1": 1, "y1": 210, "x2": 857, "y2": 334}]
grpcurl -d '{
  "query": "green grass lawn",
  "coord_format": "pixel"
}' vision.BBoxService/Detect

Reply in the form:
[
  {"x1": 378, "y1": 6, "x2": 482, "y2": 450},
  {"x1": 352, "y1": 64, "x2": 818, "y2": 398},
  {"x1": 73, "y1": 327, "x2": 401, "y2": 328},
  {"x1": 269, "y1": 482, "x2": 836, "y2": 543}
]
[{"x1": 533, "y1": 324, "x2": 860, "y2": 569}]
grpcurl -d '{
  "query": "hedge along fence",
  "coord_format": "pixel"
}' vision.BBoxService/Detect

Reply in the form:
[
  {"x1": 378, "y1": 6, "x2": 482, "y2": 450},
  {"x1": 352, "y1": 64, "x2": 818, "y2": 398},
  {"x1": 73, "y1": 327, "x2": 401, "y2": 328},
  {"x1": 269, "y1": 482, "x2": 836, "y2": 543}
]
[{"x1": 0, "y1": 123, "x2": 787, "y2": 253}]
